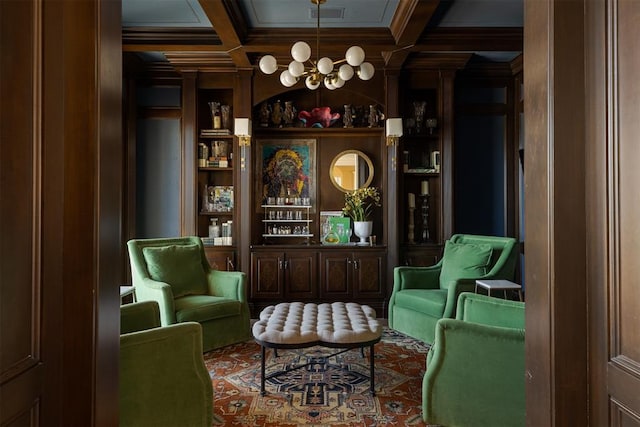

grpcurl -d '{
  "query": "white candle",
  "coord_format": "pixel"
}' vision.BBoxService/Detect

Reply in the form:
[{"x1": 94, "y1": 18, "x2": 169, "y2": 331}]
[
  {"x1": 408, "y1": 193, "x2": 415, "y2": 208},
  {"x1": 421, "y1": 180, "x2": 430, "y2": 195}
]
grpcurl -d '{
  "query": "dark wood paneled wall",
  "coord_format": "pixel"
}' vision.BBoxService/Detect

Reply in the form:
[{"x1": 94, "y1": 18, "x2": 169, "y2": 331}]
[
  {"x1": 586, "y1": 0, "x2": 640, "y2": 425},
  {"x1": 1, "y1": 1, "x2": 122, "y2": 425},
  {"x1": 526, "y1": 0, "x2": 640, "y2": 423}
]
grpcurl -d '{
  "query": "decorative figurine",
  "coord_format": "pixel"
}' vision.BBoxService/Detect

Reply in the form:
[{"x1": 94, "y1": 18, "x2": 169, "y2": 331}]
[
  {"x1": 259, "y1": 102, "x2": 271, "y2": 127},
  {"x1": 271, "y1": 100, "x2": 283, "y2": 127},
  {"x1": 343, "y1": 104, "x2": 353, "y2": 128},
  {"x1": 283, "y1": 101, "x2": 296, "y2": 127}
]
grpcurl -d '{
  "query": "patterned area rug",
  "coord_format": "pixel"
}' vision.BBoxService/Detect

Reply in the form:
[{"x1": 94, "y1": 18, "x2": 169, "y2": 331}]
[{"x1": 204, "y1": 328, "x2": 430, "y2": 426}]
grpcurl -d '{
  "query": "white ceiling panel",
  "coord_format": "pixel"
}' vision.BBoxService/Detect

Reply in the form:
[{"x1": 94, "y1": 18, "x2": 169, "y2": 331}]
[
  {"x1": 239, "y1": 0, "x2": 400, "y2": 28},
  {"x1": 122, "y1": 0, "x2": 212, "y2": 27}
]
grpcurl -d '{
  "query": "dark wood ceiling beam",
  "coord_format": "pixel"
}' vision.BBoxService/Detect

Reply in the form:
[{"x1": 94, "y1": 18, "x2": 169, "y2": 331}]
[
  {"x1": 243, "y1": 28, "x2": 395, "y2": 51},
  {"x1": 415, "y1": 27, "x2": 523, "y2": 51},
  {"x1": 384, "y1": 0, "x2": 439, "y2": 68},
  {"x1": 123, "y1": 45, "x2": 229, "y2": 52},
  {"x1": 403, "y1": 52, "x2": 473, "y2": 70},
  {"x1": 390, "y1": 0, "x2": 439, "y2": 45},
  {"x1": 122, "y1": 27, "x2": 222, "y2": 47},
  {"x1": 198, "y1": 0, "x2": 252, "y2": 68},
  {"x1": 164, "y1": 51, "x2": 237, "y2": 72},
  {"x1": 243, "y1": 27, "x2": 396, "y2": 69}
]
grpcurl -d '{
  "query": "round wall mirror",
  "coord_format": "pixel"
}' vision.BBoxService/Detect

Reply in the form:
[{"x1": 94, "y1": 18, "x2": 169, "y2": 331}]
[{"x1": 329, "y1": 150, "x2": 374, "y2": 192}]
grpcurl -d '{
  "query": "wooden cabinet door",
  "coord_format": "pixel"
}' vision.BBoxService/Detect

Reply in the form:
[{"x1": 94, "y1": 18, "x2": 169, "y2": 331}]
[
  {"x1": 352, "y1": 251, "x2": 385, "y2": 299},
  {"x1": 284, "y1": 251, "x2": 317, "y2": 299},
  {"x1": 403, "y1": 245, "x2": 442, "y2": 267},
  {"x1": 204, "y1": 247, "x2": 235, "y2": 271},
  {"x1": 319, "y1": 252, "x2": 352, "y2": 299},
  {"x1": 251, "y1": 251, "x2": 284, "y2": 299}
]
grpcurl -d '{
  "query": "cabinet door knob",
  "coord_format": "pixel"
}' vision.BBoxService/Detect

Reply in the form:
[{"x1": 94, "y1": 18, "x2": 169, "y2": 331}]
[
  {"x1": 284, "y1": 260, "x2": 289, "y2": 270},
  {"x1": 353, "y1": 259, "x2": 359, "y2": 270},
  {"x1": 278, "y1": 258, "x2": 283, "y2": 269},
  {"x1": 226, "y1": 257, "x2": 235, "y2": 271}
]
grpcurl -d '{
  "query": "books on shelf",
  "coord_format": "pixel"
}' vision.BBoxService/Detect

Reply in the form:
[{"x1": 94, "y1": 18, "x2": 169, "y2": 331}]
[
  {"x1": 200, "y1": 129, "x2": 230, "y2": 137},
  {"x1": 204, "y1": 157, "x2": 229, "y2": 168}
]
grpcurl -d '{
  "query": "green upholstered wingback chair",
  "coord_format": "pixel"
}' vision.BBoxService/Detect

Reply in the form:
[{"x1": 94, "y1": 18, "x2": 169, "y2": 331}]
[
  {"x1": 422, "y1": 292, "x2": 525, "y2": 426},
  {"x1": 120, "y1": 301, "x2": 213, "y2": 427},
  {"x1": 388, "y1": 234, "x2": 518, "y2": 344},
  {"x1": 127, "y1": 236, "x2": 251, "y2": 352}
]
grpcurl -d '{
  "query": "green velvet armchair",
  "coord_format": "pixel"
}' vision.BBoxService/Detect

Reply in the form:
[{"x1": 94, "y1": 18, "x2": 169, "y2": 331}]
[
  {"x1": 388, "y1": 234, "x2": 518, "y2": 344},
  {"x1": 127, "y1": 236, "x2": 251, "y2": 352},
  {"x1": 422, "y1": 292, "x2": 525, "y2": 426},
  {"x1": 120, "y1": 301, "x2": 213, "y2": 427}
]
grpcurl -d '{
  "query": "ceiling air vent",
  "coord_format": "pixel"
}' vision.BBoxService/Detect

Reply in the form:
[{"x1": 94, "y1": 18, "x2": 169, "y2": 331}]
[{"x1": 310, "y1": 7, "x2": 345, "y2": 20}]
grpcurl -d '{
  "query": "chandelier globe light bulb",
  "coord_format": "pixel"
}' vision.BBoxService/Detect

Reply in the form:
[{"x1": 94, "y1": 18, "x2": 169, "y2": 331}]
[
  {"x1": 305, "y1": 75, "x2": 320, "y2": 90},
  {"x1": 280, "y1": 70, "x2": 297, "y2": 87},
  {"x1": 317, "y1": 57, "x2": 334, "y2": 75},
  {"x1": 345, "y1": 46, "x2": 365, "y2": 66},
  {"x1": 288, "y1": 60, "x2": 305, "y2": 78},
  {"x1": 291, "y1": 41, "x2": 311, "y2": 63},
  {"x1": 357, "y1": 62, "x2": 375, "y2": 80},
  {"x1": 259, "y1": 55, "x2": 278, "y2": 74},
  {"x1": 333, "y1": 77, "x2": 346, "y2": 88},
  {"x1": 338, "y1": 64, "x2": 354, "y2": 81},
  {"x1": 324, "y1": 76, "x2": 336, "y2": 90}
]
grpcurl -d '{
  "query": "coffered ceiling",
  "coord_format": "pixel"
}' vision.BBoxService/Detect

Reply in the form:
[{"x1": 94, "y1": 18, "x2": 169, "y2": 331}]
[{"x1": 122, "y1": 0, "x2": 523, "y2": 72}]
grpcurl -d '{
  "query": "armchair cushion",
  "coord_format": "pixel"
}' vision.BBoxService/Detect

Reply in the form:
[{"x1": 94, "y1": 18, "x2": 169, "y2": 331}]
[
  {"x1": 142, "y1": 244, "x2": 207, "y2": 298},
  {"x1": 394, "y1": 288, "x2": 448, "y2": 318},
  {"x1": 439, "y1": 241, "x2": 493, "y2": 289},
  {"x1": 175, "y1": 295, "x2": 242, "y2": 323}
]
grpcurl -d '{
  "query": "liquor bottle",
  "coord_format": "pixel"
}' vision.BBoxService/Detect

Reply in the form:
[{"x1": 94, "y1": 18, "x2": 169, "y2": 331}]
[{"x1": 213, "y1": 107, "x2": 221, "y2": 129}]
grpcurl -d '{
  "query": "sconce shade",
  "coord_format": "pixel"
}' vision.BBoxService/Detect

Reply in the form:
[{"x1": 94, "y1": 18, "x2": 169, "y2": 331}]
[
  {"x1": 386, "y1": 118, "x2": 403, "y2": 137},
  {"x1": 234, "y1": 118, "x2": 251, "y2": 137}
]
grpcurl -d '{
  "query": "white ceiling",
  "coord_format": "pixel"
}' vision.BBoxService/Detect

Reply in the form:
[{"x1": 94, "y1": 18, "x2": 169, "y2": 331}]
[
  {"x1": 122, "y1": 0, "x2": 211, "y2": 28},
  {"x1": 121, "y1": 0, "x2": 523, "y2": 29},
  {"x1": 239, "y1": 0, "x2": 400, "y2": 28}
]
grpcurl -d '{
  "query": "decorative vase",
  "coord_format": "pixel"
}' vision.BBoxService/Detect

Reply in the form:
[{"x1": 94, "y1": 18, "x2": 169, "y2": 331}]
[{"x1": 353, "y1": 221, "x2": 373, "y2": 244}]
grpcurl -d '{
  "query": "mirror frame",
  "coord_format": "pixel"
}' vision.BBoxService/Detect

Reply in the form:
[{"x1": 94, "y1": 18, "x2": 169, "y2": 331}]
[{"x1": 329, "y1": 149, "x2": 374, "y2": 193}]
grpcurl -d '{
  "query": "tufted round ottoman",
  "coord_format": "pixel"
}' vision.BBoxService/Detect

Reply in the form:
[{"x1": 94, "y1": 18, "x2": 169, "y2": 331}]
[{"x1": 253, "y1": 302, "x2": 382, "y2": 395}]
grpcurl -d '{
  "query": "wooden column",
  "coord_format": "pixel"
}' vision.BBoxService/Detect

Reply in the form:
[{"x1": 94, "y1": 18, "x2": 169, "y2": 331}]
[{"x1": 524, "y1": 0, "x2": 588, "y2": 424}]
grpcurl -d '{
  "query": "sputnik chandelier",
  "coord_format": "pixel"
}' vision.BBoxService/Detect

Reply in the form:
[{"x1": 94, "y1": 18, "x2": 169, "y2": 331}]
[{"x1": 258, "y1": 0, "x2": 375, "y2": 90}]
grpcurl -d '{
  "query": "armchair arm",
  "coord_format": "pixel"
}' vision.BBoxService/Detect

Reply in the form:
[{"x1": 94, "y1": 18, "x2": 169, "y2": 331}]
[
  {"x1": 134, "y1": 277, "x2": 176, "y2": 325},
  {"x1": 392, "y1": 265, "x2": 442, "y2": 293},
  {"x1": 441, "y1": 278, "x2": 477, "y2": 319},
  {"x1": 423, "y1": 319, "x2": 525, "y2": 426},
  {"x1": 120, "y1": 301, "x2": 161, "y2": 334},
  {"x1": 120, "y1": 322, "x2": 213, "y2": 427},
  {"x1": 206, "y1": 270, "x2": 247, "y2": 302}
]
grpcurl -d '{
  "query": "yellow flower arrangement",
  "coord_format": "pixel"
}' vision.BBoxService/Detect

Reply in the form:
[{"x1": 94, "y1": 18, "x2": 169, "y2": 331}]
[{"x1": 342, "y1": 186, "x2": 381, "y2": 222}]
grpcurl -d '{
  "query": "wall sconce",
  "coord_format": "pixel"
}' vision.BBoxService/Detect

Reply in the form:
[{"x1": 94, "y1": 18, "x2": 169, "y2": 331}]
[
  {"x1": 234, "y1": 118, "x2": 251, "y2": 171},
  {"x1": 385, "y1": 118, "x2": 403, "y2": 146},
  {"x1": 385, "y1": 118, "x2": 403, "y2": 170}
]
